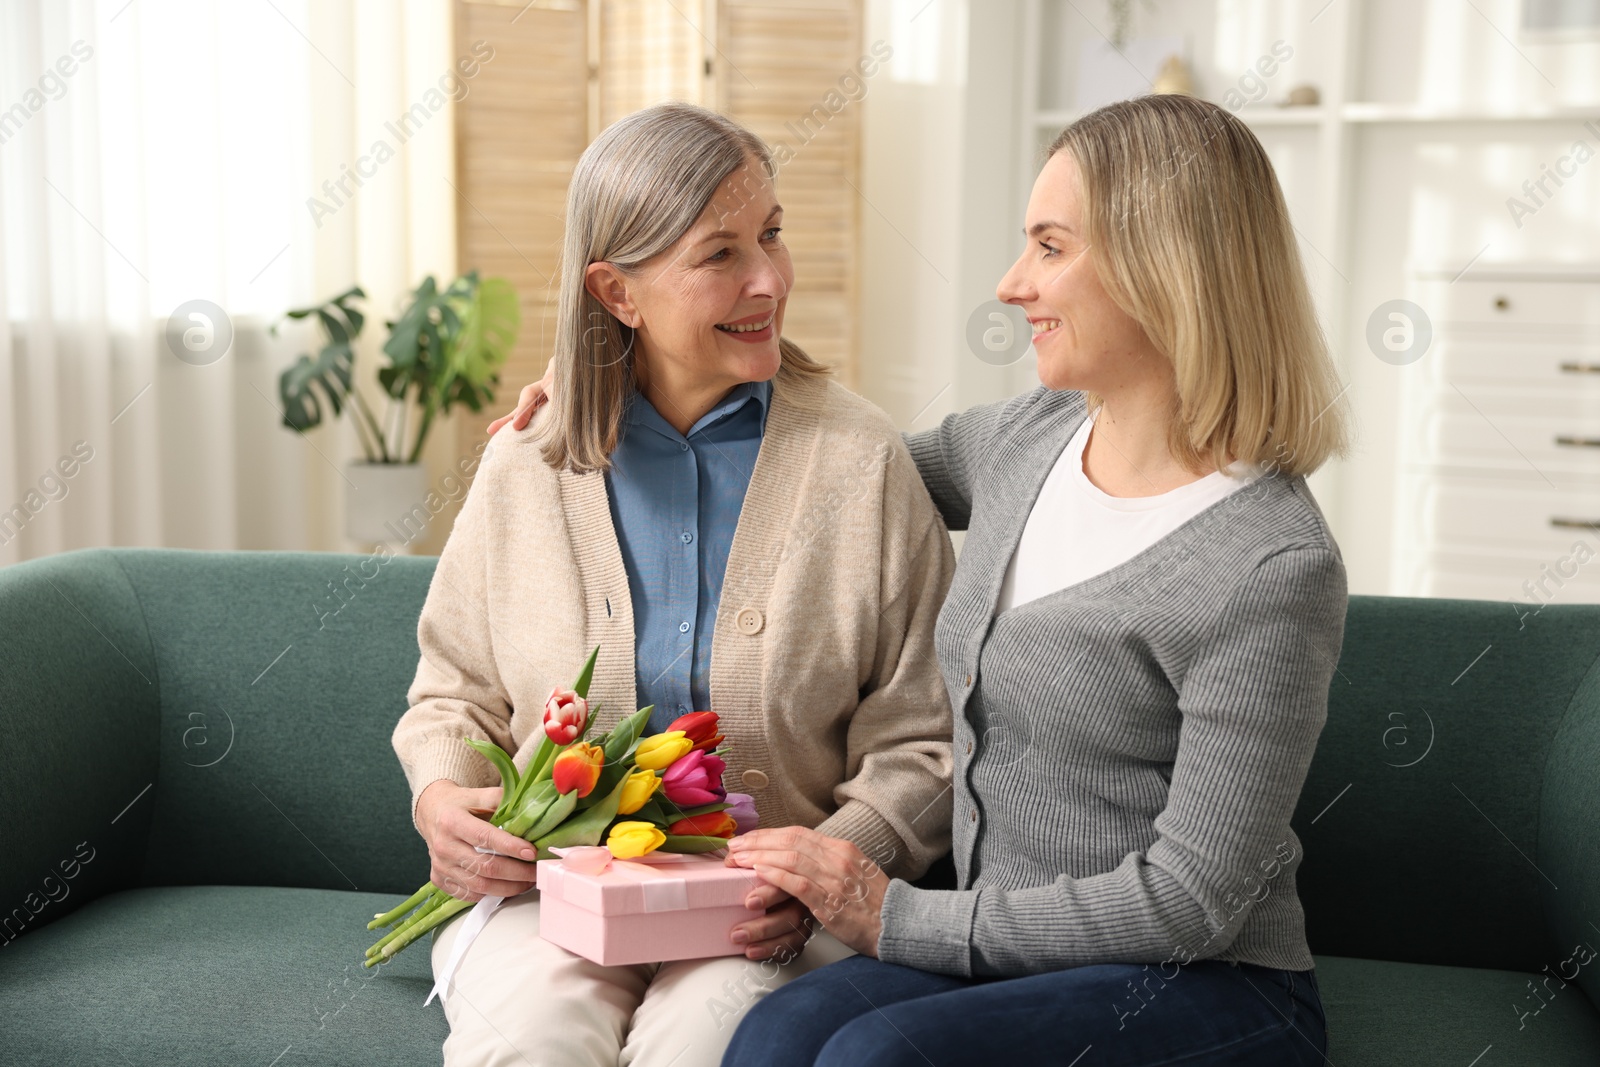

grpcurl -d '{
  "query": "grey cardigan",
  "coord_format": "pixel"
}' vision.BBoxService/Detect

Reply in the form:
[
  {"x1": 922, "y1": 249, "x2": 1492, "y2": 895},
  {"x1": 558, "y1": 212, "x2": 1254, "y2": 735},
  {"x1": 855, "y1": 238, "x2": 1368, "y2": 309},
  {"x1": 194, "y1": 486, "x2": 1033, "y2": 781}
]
[{"x1": 877, "y1": 387, "x2": 1347, "y2": 977}]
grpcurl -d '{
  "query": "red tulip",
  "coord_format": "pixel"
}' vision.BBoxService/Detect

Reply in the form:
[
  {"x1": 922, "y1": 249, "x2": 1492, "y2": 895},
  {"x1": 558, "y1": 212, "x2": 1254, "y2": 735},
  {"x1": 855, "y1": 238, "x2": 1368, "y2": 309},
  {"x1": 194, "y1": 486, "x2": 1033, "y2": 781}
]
[
  {"x1": 661, "y1": 750, "x2": 727, "y2": 807},
  {"x1": 666, "y1": 710, "x2": 724, "y2": 753},
  {"x1": 667, "y1": 811, "x2": 737, "y2": 839},
  {"x1": 551, "y1": 742, "x2": 604, "y2": 798},
  {"x1": 544, "y1": 687, "x2": 588, "y2": 745}
]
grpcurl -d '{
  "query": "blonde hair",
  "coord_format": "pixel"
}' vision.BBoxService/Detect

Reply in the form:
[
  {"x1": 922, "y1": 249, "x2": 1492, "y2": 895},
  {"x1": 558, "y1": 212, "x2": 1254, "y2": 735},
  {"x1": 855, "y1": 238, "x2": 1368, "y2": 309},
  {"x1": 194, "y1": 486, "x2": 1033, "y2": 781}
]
[
  {"x1": 540, "y1": 102, "x2": 829, "y2": 473},
  {"x1": 1047, "y1": 94, "x2": 1347, "y2": 476}
]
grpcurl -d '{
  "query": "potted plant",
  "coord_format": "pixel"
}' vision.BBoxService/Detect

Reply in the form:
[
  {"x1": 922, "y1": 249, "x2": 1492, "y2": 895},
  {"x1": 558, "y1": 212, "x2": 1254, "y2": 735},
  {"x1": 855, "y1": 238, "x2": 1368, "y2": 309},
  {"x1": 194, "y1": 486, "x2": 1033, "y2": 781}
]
[{"x1": 274, "y1": 272, "x2": 520, "y2": 544}]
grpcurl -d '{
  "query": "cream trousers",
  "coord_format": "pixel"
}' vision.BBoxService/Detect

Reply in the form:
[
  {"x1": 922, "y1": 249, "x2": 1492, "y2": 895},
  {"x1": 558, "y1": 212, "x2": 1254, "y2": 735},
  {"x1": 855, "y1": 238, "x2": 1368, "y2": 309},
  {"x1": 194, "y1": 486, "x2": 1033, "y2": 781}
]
[{"x1": 428, "y1": 888, "x2": 857, "y2": 1067}]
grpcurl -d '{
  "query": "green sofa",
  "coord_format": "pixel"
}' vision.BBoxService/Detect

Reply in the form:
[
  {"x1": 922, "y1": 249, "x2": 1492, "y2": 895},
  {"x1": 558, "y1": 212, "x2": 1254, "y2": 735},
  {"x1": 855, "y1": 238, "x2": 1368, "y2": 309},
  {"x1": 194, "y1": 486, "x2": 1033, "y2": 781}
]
[{"x1": 2, "y1": 547, "x2": 1598, "y2": 1065}]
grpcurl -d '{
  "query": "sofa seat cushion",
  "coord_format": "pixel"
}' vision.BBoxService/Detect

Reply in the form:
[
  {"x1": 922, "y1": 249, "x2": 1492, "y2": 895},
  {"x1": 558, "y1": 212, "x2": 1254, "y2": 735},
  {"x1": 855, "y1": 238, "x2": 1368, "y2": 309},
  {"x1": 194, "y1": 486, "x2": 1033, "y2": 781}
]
[
  {"x1": 1317, "y1": 953, "x2": 1600, "y2": 1065},
  {"x1": 0, "y1": 885, "x2": 446, "y2": 1066}
]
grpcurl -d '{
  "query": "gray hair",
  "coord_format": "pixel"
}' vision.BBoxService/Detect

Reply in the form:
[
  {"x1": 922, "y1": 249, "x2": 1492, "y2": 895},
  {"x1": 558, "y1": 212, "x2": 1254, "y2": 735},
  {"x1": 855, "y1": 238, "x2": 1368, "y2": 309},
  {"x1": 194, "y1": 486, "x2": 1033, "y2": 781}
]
[{"x1": 539, "y1": 102, "x2": 828, "y2": 473}]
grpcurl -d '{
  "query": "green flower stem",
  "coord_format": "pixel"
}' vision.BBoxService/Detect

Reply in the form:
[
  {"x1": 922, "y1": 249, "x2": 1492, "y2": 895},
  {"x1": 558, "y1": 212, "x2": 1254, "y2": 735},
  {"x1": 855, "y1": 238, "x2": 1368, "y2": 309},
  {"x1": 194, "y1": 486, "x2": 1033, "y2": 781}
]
[
  {"x1": 368, "y1": 882, "x2": 435, "y2": 930},
  {"x1": 366, "y1": 889, "x2": 448, "y2": 958},
  {"x1": 365, "y1": 896, "x2": 472, "y2": 967}
]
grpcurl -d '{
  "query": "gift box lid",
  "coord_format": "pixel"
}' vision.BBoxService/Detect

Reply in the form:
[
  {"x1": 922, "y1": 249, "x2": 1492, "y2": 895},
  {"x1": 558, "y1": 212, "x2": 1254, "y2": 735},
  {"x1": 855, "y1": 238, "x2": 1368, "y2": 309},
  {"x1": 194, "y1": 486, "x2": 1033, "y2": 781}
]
[{"x1": 536, "y1": 852, "x2": 764, "y2": 917}]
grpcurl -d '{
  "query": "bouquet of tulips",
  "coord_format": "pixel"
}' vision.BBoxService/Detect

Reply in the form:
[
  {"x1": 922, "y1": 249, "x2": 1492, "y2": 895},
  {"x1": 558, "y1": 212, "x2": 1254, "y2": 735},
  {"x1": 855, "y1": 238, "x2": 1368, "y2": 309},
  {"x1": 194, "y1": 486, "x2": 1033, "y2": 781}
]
[{"x1": 364, "y1": 646, "x2": 754, "y2": 966}]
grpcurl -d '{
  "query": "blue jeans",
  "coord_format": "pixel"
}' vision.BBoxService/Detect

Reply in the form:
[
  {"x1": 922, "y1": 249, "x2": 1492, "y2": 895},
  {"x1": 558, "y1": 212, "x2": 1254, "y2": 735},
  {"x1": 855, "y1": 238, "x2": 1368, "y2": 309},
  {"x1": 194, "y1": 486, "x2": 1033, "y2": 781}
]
[{"x1": 722, "y1": 955, "x2": 1329, "y2": 1067}]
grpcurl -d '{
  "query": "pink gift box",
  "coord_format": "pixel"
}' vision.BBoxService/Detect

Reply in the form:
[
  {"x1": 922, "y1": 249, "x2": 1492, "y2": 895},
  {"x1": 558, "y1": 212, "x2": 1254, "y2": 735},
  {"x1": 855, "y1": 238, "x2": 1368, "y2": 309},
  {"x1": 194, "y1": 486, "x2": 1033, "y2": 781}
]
[{"x1": 535, "y1": 852, "x2": 766, "y2": 966}]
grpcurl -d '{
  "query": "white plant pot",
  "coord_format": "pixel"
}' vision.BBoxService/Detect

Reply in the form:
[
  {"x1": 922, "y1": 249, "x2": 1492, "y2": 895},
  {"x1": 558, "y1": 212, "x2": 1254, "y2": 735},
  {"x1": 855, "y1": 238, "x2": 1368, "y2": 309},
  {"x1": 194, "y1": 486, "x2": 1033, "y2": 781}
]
[{"x1": 344, "y1": 461, "x2": 431, "y2": 545}]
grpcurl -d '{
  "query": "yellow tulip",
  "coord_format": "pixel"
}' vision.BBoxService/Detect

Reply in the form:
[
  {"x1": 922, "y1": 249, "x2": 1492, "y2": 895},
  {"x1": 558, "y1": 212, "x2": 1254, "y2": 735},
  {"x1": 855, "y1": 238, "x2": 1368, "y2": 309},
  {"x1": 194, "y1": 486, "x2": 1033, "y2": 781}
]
[
  {"x1": 634, "y1": 730, "x2": 693, "y2": 771},
  {"x1": 607, "y1": 820, "x2": 666, "y2": 859},
  {"x1": 616, "y1": 769, "x2": 661, "y2": 815}
]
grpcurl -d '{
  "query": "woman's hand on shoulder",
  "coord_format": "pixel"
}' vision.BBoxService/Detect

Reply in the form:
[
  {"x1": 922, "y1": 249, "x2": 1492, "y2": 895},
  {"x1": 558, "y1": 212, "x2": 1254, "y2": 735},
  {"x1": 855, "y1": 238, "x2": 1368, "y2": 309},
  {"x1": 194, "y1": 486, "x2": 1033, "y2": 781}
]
[
  {"x1": 486, "y1": 361, "x2": 556, "y2": 436},
  {"x1": 415, "y1": 779, "x2": 540, "y2": 901}
]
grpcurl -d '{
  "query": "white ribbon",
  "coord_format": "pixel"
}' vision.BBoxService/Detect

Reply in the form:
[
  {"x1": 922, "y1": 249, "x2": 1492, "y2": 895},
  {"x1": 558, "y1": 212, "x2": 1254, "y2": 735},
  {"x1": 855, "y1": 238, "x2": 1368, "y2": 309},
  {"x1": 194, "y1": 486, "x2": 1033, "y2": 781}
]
[
  {"x1": 423, "y1": 842, "x2": 528, "y2": 1008},
  {"x1": 423, "y1": 892, "x2": 503, "y2": 1008}
]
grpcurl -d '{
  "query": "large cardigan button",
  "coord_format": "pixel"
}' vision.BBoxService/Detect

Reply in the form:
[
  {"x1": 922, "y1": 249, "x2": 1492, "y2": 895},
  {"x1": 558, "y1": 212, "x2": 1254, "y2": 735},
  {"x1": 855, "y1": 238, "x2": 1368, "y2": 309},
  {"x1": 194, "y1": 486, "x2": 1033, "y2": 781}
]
[{"x1": 735, "y1": 608, "x2": 764, "y2": 635}]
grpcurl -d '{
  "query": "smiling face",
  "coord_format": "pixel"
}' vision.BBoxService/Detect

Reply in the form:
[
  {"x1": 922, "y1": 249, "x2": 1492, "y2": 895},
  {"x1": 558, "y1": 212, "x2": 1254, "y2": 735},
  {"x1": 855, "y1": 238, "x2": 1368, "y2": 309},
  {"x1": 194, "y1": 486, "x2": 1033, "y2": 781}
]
[
  {"x1": 997, "y1": 151, "x2": 1166, "y2": 399},
  {"x1": 596, "y1": 155, "x2": 793, "y2": 398}
]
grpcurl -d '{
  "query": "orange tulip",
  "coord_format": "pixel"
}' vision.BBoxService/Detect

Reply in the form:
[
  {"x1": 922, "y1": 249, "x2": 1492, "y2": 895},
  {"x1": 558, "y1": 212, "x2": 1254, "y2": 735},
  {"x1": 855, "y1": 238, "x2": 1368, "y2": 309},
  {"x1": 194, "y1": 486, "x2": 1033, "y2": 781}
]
[
  {"x1": 551, "y1": 742, "x2": 604, "y2": 798},
  {"x1": 667, "y1": 710, "x2": 724, "y2": 753},
  {"x1": 667, "y1": 811, "x2": 737, "y2": 839}
]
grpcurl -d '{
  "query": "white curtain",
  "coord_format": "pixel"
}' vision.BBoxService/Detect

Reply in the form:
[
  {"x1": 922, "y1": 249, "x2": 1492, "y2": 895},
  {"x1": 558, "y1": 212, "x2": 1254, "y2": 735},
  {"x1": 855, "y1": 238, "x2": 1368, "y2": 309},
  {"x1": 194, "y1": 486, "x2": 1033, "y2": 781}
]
[{"x1": 0, "y1": 0, "x2": 458, "y2": 567}]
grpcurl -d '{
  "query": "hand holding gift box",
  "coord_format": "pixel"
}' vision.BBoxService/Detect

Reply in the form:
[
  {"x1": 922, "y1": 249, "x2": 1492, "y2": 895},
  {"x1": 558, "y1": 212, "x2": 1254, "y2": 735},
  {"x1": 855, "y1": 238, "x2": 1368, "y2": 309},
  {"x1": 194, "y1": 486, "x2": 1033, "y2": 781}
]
[
  {"x1": 364, "y1": 645, "x2": 760, "y2": 978},
  {"x1": 536, "y1": 848, "x2": 768, "y2": 967}
]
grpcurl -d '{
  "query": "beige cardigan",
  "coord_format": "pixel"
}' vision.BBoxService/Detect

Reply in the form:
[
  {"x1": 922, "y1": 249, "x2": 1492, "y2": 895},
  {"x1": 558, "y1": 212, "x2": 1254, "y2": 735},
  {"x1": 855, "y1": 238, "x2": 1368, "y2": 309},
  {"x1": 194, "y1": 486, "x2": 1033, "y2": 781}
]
[{"x1": 392, "y1": 372, "x2": 956, "y2": 882}]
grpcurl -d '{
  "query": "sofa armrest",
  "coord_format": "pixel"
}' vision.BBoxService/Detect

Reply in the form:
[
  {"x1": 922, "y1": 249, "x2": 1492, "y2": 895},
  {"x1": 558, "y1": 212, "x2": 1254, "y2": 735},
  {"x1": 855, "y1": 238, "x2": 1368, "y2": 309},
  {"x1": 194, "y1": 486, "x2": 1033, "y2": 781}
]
[{"x1": 0, "y1": 549, "x2": 159, "y2": 944}]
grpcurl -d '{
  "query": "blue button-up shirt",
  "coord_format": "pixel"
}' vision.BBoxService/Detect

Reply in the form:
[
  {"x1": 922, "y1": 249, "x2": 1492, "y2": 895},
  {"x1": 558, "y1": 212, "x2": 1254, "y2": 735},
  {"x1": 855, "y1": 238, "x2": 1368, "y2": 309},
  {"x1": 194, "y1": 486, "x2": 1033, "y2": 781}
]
[{"x1": 604, "y1": 380, "x2": 770, "y2": 734}]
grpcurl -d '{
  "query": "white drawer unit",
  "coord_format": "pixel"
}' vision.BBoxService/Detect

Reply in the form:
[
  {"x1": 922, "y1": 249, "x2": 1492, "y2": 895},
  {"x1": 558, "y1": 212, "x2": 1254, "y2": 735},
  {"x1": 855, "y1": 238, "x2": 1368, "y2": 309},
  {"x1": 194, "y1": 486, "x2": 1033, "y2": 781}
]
[
  {"x1": 1395, "y1": 268, "x2": 1600, "y2": 605},
  {"x1": 1428, "y1": 336, "x2": 1600, "y2": 388},
  {"x1": 1402, "y1": 389, "x2": 1600, "y2": 477},
  {"x1": 1423, "y1": 277, "x2": 1600, "y2": 331}
]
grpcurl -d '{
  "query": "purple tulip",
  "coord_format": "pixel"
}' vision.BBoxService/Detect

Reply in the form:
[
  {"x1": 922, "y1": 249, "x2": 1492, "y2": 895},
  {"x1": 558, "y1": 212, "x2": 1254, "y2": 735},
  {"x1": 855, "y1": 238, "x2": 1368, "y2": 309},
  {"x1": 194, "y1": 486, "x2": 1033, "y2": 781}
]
[
  {"x1": 724, "y1": 792, "x2": 759, "y2": 834},
  {"x1": 661, "y1": 750, "x2": 727, "y2": 807}
]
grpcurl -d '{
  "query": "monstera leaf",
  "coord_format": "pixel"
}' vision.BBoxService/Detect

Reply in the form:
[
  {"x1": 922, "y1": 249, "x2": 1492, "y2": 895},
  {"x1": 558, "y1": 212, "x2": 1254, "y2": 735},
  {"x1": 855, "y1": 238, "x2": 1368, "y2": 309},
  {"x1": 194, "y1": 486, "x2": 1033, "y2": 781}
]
[
  {"x1": 276, "y1": 273, "x2": 519, "y2": 464},
  {"x1": 448, "y1": 276, "x2": 519, "y2": 394},
  {"x1": 382, "y1": 272, "x2": 520, "y2": 461},
  {"x1": 275, "y1": 286, "x2": 364, "y2": 434},
  {"x1": 278, "y1": 341, "x2": 353, "y2": 432}
]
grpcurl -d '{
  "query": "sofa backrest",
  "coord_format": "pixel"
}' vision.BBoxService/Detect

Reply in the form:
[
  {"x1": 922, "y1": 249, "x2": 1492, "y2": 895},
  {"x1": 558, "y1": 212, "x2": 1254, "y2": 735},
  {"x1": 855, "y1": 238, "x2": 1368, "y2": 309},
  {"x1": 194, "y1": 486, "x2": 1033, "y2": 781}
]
[
  {"x1": 1, "y1": 547, "x2": 436, "y2": 936},
  {"x1": 1296, "y1": 593, "x2": 1600, "y2": 1004},
  {"x1": 4, "y1": 548, "x2": 1597, "y2": 1000}
]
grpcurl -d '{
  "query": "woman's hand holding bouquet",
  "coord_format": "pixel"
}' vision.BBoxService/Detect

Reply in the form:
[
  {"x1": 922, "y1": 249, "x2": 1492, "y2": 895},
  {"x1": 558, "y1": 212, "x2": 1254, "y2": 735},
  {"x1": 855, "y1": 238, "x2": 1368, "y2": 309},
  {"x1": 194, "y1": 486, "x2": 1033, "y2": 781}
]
[{"x1": 365, "y1": 646, "x2": 751, "y2": 966}]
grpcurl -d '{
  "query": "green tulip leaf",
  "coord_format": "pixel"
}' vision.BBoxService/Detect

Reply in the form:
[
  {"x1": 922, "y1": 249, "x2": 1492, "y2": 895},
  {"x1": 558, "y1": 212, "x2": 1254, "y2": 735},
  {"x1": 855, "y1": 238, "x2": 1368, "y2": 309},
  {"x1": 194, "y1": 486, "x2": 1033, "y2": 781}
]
[
  {"x1": 518, "y1": 788, "x2": 577, "y2": 842},
  {"x1": 667, "y1": 801, "x2": 733, "y2": 820},
  {"x1": 534, "y1": 772, "x2": 628, "y2": 851},
  {"x1": 658, "y1": 834, "x2": 733, "y2": 854},
  {"x1": 572, "y1": 645, "x2": 600, "y2": 699},
  {"x1": 461, "y1": 737, "x2": 519, "y2": 796}
]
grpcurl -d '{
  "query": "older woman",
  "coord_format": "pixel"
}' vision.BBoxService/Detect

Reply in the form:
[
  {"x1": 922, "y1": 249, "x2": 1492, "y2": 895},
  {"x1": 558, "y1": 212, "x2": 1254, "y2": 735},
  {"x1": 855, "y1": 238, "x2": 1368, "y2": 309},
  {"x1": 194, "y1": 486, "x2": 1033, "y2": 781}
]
[
  {"x1": 502, "y1": 94, "x2": 1350, "y2": 1065},
  {"x1": 391, "y1": 102, "x2": 954, "y2": 1067}
]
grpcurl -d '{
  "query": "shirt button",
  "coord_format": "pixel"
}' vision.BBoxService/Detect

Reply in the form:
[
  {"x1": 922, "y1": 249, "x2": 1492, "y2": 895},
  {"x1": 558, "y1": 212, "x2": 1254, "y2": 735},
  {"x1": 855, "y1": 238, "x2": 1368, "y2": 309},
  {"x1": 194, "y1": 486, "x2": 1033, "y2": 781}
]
[
  {"x1": 679, "y1": 441, "x2": 689, "y2": 452},
  {"x1": 735, "y1": 608, "x2": 764, "y2": 635},
  {"x1": 678, "y1": 704, "x2": 687, "y2": 714},
  {"x1": 741, "y1": 769, "x2": 769, "y2": 789},
  {"x1": 678, "y1": 621, "x2": 691, "y2": 633},
  {"x1": 681, "y1": 531, "x2": 694, "y2": 544}
]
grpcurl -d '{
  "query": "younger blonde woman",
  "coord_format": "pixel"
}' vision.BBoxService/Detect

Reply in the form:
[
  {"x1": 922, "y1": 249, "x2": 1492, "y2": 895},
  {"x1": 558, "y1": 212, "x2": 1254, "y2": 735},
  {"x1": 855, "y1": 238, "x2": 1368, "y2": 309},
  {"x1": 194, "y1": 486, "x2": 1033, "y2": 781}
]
[{"x1": 719, "y1": 93, "x2": 1348, "y2": 1066}]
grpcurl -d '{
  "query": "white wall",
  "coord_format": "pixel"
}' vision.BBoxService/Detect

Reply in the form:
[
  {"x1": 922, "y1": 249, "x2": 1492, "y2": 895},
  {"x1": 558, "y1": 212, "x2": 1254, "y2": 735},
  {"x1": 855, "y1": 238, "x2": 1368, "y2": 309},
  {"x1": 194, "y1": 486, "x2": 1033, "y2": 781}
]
[{"x1": 857, "y1": 0, "x2": 1048, "y2": 433}]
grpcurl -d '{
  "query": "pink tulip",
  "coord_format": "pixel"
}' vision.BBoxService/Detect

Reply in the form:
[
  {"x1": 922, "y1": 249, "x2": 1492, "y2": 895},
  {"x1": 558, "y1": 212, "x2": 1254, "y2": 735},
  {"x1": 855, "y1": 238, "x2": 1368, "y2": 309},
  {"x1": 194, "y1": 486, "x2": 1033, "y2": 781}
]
[
  {"x1": 544, "y1": 687, "x2": 587, "y2": 745},
  {"x1": 661, "y1": 750, "x2": 727, "y2": 808},
  {"x1": 724, "y1": 792, "x2": 759, "y2": 834}
]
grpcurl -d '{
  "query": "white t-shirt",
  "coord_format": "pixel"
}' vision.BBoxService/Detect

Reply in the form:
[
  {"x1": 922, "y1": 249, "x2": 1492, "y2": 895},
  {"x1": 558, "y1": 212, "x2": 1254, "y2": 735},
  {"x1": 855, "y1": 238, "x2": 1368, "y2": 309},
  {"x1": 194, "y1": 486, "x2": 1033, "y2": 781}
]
[{"x1": 996, "y1": 412, "x2": 1262, "y2": 612}]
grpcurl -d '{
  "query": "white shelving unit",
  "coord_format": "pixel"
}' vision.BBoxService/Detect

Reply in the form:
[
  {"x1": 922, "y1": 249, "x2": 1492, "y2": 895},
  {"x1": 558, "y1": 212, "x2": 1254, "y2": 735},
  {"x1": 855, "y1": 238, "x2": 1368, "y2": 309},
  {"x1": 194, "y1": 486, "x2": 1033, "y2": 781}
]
[
  {"x1": 1007, "y1": 0, "x2": 1600, "y2": 597},
  {"x1": 1394, "y1": 266, "x2": 1600, "y2": 602}
]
